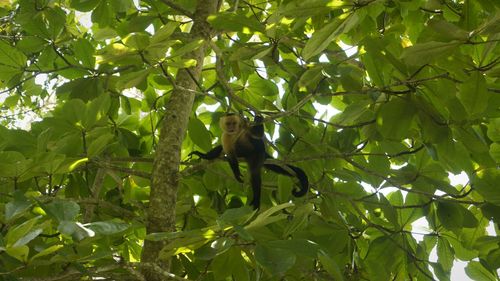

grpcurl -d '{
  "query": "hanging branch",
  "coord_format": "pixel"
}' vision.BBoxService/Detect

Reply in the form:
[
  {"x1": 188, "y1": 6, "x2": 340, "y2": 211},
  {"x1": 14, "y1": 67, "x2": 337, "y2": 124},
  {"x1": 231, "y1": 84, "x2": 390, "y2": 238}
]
[{"x1": 210, "y1": 41, "x2": 259, "y2": 112}]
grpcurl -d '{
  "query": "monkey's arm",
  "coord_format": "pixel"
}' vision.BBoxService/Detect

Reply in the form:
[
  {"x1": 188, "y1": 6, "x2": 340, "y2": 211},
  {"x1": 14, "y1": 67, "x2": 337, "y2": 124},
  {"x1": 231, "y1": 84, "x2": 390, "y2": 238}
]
[
  {"x1": 189, "y1": 145, "x2": 244, "y2": 183},
  {"x1": 227, "y1": 155, "x2": 244, "y2": 183},
  {"x1": 189, "y1": 145, "x2": 223, "y2": 160},
  {"x1": 249, "y1": 115, "x2": 264, "y2": 139}
]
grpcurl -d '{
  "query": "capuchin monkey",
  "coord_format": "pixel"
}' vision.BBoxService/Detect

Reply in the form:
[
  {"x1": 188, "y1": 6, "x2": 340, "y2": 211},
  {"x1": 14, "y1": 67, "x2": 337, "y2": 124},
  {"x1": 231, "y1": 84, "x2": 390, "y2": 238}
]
[{"x1": 189, "y1": 114, "x2": 308, "y2": 209}]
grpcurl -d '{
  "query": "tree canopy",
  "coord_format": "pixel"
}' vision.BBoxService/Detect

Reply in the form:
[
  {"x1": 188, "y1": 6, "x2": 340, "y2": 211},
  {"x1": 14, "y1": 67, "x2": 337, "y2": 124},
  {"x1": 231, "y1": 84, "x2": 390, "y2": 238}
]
[{"x1": 0, "y1": 0, "x2": 499, "y2": 280}]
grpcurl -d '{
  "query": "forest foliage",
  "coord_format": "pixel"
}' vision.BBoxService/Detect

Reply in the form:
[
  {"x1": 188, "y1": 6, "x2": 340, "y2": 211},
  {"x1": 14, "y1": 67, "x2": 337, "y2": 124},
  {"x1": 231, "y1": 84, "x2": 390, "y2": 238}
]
[{"x1": 0, "y1": 0, "x2": 499, "y2": 280}]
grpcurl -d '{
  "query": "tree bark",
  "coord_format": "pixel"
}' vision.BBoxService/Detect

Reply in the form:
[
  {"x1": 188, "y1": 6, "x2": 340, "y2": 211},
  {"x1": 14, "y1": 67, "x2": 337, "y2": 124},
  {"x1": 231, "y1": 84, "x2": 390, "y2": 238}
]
[{"x1": 141, "y1": 1, "x2": 219, "y2": 280}]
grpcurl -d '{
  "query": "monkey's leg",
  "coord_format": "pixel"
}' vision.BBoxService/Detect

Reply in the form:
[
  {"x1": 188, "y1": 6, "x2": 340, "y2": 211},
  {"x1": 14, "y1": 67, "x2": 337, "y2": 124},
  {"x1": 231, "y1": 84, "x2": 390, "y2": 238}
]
[{"x1": 189, "y1": 145, "x2": 223, "y2": 160}]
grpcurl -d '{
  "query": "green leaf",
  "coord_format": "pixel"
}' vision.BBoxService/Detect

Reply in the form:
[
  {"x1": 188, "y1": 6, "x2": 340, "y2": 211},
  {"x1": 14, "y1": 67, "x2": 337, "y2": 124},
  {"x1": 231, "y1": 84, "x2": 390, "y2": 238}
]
[
  {"x1": 208, "y1": 12, "x2": 265, "y2": 33},
  {"x1": 196, "y1": 237, "x2": 234, "y2": 260},
  {"x1": 30, "y1": 244, "x2": 64, "y2": 261},
  {"x1": 0, "y1": 40, "x2": 26, "y2": 81},
  {"x1": 282, "y1": 203, "x2": 314, "y2": 236},
  {"x1": 212, "y1": 248, "x2": 242, "y2": 280},
  {"x1": 5, "y1": 216, "x2": 40, "y2": 246},
  {"x1": 70, "y1": 0, "x2": 100, "y2": 12},
  {"x1": 255, "y1": 243, "x2": 296, "y2": 275},
  {"x1": 0, "y1": 40, "x2": 27, "y2": 67},
  {"x1": 5, "y1": 245, "x2": 29, "y2": 262},
  {"x1": 265, "y1": 239, "x2": 319, "y2": 258},
  {"x1": 472, "y1": 169, "x2": 500, "y2": 205},
  {"x1": 45, "y1": 7, "x2": 66, "y2": 39},
  {"x1": 0, "y1": 151, "x2": 30, "y2": 178},
  {"x1": 150, "y1": 22, "x2": 179, "y2": 45},
  {"x1": 163, "y1": 58, "x2": 197, "y2": 68},
  {"x1": 2, "y1": 94, "x2": 19, "y2": 108},
  {"x1": 12, "y1": 228, "x2": 43, "y2": 247},
  {"x1": 5, "y1": 192, "x2": 31, "y2": 221},
  {"x1": 124, "y1": 33, "x2": 150, "y2": 50},
  {"x1": 428, "y1": 18, "x2": 469, "y2": 41},
  {"x1": 86, "y1": 220, "x2": 129, "y2": 235},
  {"x1": 364, "y1": 236, "x2": 403, "y2": 281},
  {"x1": 57, "y1": 221, "x2": 94, "y2": 240},
  {"x1": 490, "y1": 143, "x2": 500, "y2": 163},
  {"x1": 246, "y1": 74, "x2": 278, "y2": 96},
  {"x1": 437, "y1": 237, "x2": 454, "y2": 271},
  {"x1": 302, "y1": 13, "x2": 359, "y2": 60},
  {"x1": 85, "y1": 93, "x2": 111, "y2": 128},
  {"x1": 376, "y1": 99, "x2": 416, "y2": 140},
  {"x1": 16, "y1": 36, "x2": 47, "y2": 54},
  {"x1": 465, "y1": 261, "x2": 497, "y2": 281},
  {"x1": 170, "y1": 39, "x2": 204, "y2": 58},
  {"x1": 87, "y1": 133, "x2": 115, "y2": 157},
  {"x1": 401, "y1": 41, "x2": 461, "y2": 65},
  {"x1": 487, "y1": 118, "x2": 500, "y2": 141},
  {"x1": 73, "y1": 38, "x2": 95, "y2": 68},
  {"x1": 437, "y1": 201, "x2": 463, "y2": 229},
  {"x1": 318, "y1": 252, "x2": 345, "y2": 281},
  {"x1": 231, "y1": 249, "x2": 250, "y2": 281},
  {"x1": 218, "y1": 206, "x2": 255, "y2": 226},
  {"x1": 43, "y1": 200, "x2": 80, "y2": 222},
  {"x1": 116, "y1": 69, "x2": 153, "y2": 90},
  {"x1": 277, "y1": 175, "x2": 293, "y2": 203},
  {"x1": 298, "y1": 65, "x2": 324, "y2": 89},
  {"x1": 245, "y1": 202, "x2": 293, "y2": 230},
  {"x1": 34, "y1": 152, "x2": 66, "y2": 174},
  {"x1": 92, "y1": 1, "x2": 113, "y2": 27},
  {"x1": 458, "y1": 72, "x2": 491, "y2": 117},
  {"x1": 281, "y1": 0, "x2": 344, "y2": 17},
  {"x1": 60, "y1": 78, "x2": 104, "y2": 101},
  {"x1": 188, "y1": 118, "x2": 212, "y2": 151}
]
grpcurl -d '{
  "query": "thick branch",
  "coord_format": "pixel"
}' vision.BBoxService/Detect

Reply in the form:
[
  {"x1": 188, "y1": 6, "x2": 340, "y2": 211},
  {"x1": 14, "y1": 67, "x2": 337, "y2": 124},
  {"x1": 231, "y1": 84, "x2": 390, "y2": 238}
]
[{"x1": 141, "y1": 1, "x2": 219, "y2": 280}]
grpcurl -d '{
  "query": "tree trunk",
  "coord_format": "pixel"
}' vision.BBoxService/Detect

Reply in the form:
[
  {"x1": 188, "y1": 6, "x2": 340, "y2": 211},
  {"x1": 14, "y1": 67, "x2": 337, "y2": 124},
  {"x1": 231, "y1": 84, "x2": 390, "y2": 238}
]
[{"x1": 141, "y1": 1, "x2": 219, "y2": 280}]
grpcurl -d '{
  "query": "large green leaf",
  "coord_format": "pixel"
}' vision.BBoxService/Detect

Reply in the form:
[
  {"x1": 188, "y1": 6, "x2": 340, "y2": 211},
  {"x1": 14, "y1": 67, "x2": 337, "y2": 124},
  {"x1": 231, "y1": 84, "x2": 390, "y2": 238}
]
[
  {"x1": 5, "y1": 216, "x2": 40, "y2": 247},
  {"x1": 255, "y1": 243, "x2": 296, "y2": 275},
  {"x1": 465, "y1": 261, "x2": 497, "y2": 281},
  {"x1": 457, "y1": 72, "x2": 491, "y2": 117},
  {"x1": 0, "y1": 151, "x2": 30, "y2": 178},
  {"x1": 246, "y1": 74, "x2": 279, "y2": 96},
  {"x1": 280, "y1": 0, "x2": 345, "y2": 17},
  {"x1": 472, "y1": 169, "x2": 500, "y2": 205},
  {"x1": 318, "y1": 252, "x2": 345, "y2": 281},
  {"x1": 437, "y1": 201, "x2": 464, "y2": 229},
  {"x1": 70, "y1": 0, "x2": 100, "y2": 12},
  {"x1": 208, "y1": 12, "x2": 265, "y2": 33},
  {"x1": 43, "y1": 200, "x2": 80, "y2": 222},
  {"x1": 5, "y1": 192, "x2": 31, "y2": 221},
  {"x1": 401, "y1": 41, "x2": 462, "y2": 65},
  {"x1": 188, "y1": 117, "x2": 212, "y2": 152},
  {"x1": 302, "y1": 13, "x2": 359, "y2": 60},
  {"x1": 86, "y1": 220, "x2": 129, "y2": 235},
  {"x1": 437, "y1": 237, "x2": 454, "y2": 271},
  {"x1": 376, "y1": 99, "x2": 416, "y2": 140},
  {"x1": 0, "y1": 40, "x2": 26, "y2": 81},
  {"x1": 72, "y1": 38, "x2": 96, "y2": 68},
  {"x1": 487, "y1": 118, "x2": 500, "y2": 141},
  {"x1": 87, "y1": 133, "x2": 115, "y2": 157}
]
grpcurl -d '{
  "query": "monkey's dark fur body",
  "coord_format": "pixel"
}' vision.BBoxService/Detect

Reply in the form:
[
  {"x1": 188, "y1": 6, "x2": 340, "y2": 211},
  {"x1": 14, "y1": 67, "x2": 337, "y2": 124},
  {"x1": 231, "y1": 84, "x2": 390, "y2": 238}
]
[{"x1": 189, "y1": 114, "x2": 308, "y2": 209}]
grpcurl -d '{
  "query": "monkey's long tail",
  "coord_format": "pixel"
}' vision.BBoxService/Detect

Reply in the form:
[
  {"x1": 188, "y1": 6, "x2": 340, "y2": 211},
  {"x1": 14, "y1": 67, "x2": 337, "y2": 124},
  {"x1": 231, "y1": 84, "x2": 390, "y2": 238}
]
[{"x1": 263, "y1": 155, "x2": 308, "y2": 197}]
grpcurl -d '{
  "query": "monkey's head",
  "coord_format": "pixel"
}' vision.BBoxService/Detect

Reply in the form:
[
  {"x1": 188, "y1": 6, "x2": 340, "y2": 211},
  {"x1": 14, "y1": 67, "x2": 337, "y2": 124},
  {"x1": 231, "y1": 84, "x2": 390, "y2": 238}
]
[{"x1": 220, "y1": 114, "x2": 241, "y2": 135}]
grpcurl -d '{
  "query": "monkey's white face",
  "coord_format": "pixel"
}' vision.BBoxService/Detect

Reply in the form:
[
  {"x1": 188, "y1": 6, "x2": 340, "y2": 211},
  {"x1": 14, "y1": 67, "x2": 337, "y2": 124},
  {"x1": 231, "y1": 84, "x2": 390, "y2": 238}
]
[{"x1": 222, "y1": 117, "x2": 240, "y2": 134}]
